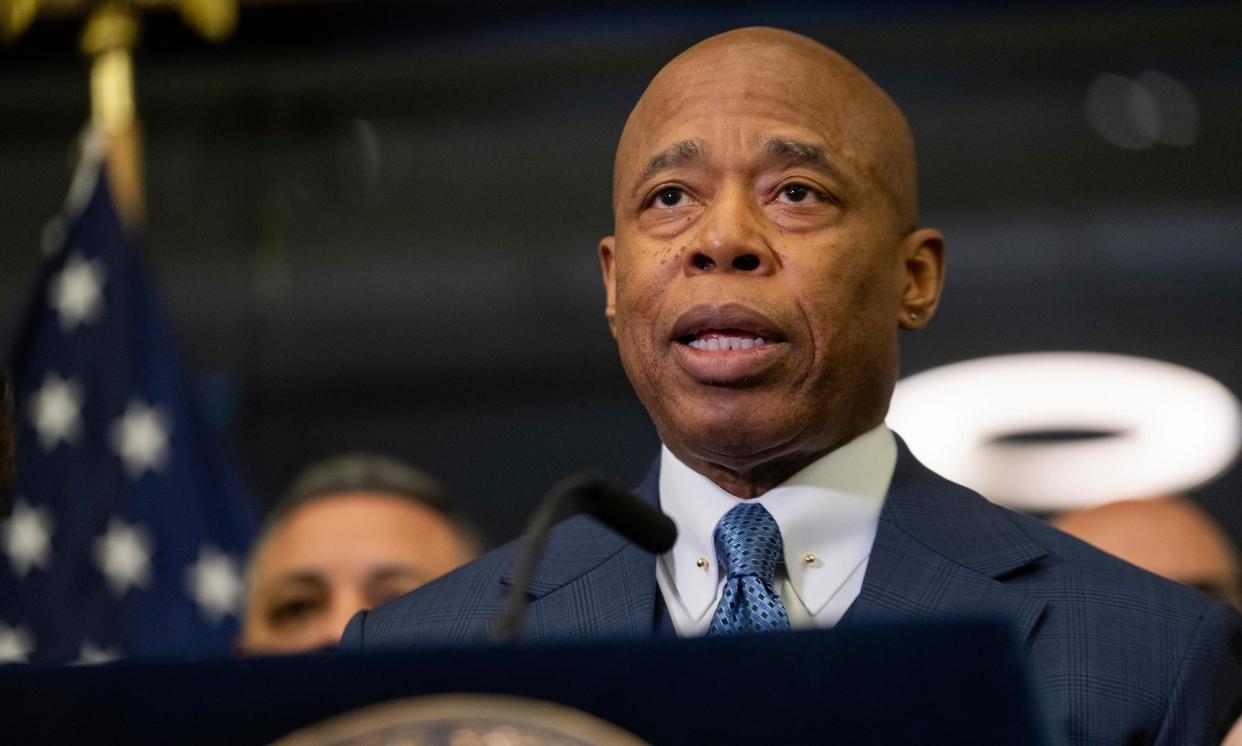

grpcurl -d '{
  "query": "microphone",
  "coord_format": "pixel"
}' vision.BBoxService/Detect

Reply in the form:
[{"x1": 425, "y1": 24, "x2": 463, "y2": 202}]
[{"x1": 492, "y1": 475, "x2": 677, "y2": 642}]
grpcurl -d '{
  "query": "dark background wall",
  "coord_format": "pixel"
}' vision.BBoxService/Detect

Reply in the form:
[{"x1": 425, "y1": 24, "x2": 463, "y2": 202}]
[{"x1": 2, "y1": 1, "x2": 1240, "y2": 547}]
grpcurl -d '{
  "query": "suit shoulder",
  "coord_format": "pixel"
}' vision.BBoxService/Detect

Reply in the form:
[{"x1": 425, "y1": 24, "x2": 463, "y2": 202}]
[
  {"x1": 346, "y1": 539, "x2": 521, "y2": 651},
  {"x1": 1003, "y1": 504, "x2": 1226, "y2": 622},
  {"x1": 999, "y1": 507, "x2": 1242, "y2": 739}
]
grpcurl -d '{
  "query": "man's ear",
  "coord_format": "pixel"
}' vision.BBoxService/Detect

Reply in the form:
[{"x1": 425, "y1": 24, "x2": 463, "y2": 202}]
[
  {"x1": 599, "y1": 235, "x2": 618, "y2": 338},
  {"x1": 898, "y1": 228, "x2": 945, "y2": 330}
]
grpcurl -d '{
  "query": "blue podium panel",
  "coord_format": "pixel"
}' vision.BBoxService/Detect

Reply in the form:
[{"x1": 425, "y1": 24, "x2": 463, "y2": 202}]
[{"x1": 0, "y1": 620, "x2": 1049, "y2": 744}]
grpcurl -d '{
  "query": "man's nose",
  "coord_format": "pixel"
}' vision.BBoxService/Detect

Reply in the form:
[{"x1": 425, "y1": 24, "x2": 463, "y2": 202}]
[
  {"x1": 687, "y1": 187, "x2": 775, "y2": 275},
  {"x1": 319, "y1": 593, "x2": 366, "y2": 650}
]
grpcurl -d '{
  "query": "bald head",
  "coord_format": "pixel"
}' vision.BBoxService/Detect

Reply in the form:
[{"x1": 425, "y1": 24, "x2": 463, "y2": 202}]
[
  {"x1": 614, "y1": 27, "x2": 919, "y2": 230},
  {"x1": 1053, "y1": 497, "x2": 1241, "y2": 609}
]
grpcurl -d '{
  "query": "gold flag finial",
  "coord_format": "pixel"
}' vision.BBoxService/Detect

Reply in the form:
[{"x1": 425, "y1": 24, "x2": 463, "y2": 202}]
[
  {"x1": 11, "y1": 0, "x2": 239, "y2": 228},
  {"x1": 176, "y1": 0, "x2": 236, "y2": 43},
  {"x1": 0, "y1": 0, "x2": 39, "y2": 44}
]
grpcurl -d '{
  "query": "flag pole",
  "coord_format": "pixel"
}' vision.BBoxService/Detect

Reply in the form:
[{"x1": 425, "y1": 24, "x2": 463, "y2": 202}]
[{"x1": 81, "y1": 0, "x2": 144, "y2": 229}]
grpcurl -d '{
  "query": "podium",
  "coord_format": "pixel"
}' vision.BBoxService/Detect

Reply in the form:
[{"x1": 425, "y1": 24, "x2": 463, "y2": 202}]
[{"x1": 0, "y1": 619, "x2": 1050, "y2": 744}]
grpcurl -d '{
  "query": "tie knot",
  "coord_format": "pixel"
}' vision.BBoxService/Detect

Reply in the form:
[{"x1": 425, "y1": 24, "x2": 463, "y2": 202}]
[{"x1": 713, "y1": 502, "x2": 783, "y2": 582}]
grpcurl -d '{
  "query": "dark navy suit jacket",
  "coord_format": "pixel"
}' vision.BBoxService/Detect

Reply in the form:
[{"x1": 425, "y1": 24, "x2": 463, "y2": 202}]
[{"x1": 342, "y1": 443, "x2": 1242, "y2": 744}]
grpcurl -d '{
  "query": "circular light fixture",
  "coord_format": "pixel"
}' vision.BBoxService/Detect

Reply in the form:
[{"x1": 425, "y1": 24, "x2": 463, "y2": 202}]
[{"x1": 887, "y1": 352, "x2": 1242, "y2": 511}]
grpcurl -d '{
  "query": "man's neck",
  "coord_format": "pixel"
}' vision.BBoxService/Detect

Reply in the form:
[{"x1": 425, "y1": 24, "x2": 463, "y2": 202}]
[
  {"x1": 671, "y1": 433, "x2": 869, "y2": 499},
  {"x1": 690, "y1": 461, "x2": 808, "y2": 498}
]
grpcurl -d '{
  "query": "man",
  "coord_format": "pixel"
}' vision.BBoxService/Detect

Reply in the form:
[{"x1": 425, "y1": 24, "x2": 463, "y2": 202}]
[
  {"x1": 239, "y1": 454, "x2": 481, "y2": 654},
  {"x1": 342, "y1": 28, "x2": 1242, "y2": 742}
]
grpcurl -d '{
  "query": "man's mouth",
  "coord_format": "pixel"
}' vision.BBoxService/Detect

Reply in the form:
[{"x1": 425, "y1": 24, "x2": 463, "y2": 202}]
[
  {"x1": 681, "y1": 330, "x2": 771, "y2": 352},
  {"x1": 668, "y1": 304, "x2": 787, "y2": 384},
  {"x1": 670, "y1": 303, "x2": 786, "y2": 351}
]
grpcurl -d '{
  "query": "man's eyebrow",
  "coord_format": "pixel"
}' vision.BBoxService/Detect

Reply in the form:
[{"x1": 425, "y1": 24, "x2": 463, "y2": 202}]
[
  {"x1": 634, "y1": 139, "x2": 706, "y2": 191},
  {"x1": 263, "y1": 571, "x2": 325, "y2": 594},
  {"x1": 763, "y1": 138, "x2": 846, "y2": 182},
  {"x1": 366, "y1": 565, "x2": 427, "y2": 586}
]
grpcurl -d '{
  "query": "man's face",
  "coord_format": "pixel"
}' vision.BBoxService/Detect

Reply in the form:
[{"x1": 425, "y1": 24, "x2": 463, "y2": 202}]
[
  {"x1": 600, "y1": 38, "x2": 941, "y2": 490},
  {"x1": 240, "y1": 492, "x2": 475, "y2": 654}
]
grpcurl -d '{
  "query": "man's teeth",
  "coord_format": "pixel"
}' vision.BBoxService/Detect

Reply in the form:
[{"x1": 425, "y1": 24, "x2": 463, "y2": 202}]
[{"x1": 687, "y1": 336, "x2": 767, "y2": 351}]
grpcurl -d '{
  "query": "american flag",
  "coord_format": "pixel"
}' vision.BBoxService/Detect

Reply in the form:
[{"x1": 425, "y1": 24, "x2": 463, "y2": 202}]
[{"x1": 0, "y1": 162, "x2": 257, "y2": 665}]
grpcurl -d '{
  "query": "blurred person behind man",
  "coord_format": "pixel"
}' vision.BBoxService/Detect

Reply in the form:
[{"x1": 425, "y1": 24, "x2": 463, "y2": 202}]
[
  {"x1": 239, "y1": 454, "x2": 482, "y2": 654},
  {"x1": 1052, "y1": 496, "x2": 1242, "y2": 745},
  {"x1": 1051, "y1": 496, "x2": 1241, "y2": 610}
]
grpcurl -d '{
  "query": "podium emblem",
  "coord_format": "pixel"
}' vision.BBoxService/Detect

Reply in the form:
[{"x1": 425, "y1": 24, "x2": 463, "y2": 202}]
[{"x1": 273, "y1": 693, "x2": 649, "y2": 746}]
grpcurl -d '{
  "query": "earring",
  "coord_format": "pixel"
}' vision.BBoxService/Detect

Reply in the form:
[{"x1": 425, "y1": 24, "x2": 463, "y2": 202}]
[{"x1": 909, "y1": 311, "x2": 919, "y2": 320}]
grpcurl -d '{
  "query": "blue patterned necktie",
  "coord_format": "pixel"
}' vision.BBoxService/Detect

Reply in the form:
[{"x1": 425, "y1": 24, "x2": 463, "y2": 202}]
[{"x1": 707, "y1": 502, "x2": 791, "y2": 635}]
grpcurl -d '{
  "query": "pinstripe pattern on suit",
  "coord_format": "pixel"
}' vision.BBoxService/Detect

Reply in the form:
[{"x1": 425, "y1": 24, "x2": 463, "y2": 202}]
[{"x1": 342, "y1": 441, "x2": 1242, "y2": 745}]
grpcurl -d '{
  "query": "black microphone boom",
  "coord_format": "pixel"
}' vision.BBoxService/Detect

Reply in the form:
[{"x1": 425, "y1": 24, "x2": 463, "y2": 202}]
[
  {"x1": 574, "y1": 480, "x2": 678, "y2": 554},
  {"x1": 492, "y1": 475, "x2": 677, "y2": 642}
]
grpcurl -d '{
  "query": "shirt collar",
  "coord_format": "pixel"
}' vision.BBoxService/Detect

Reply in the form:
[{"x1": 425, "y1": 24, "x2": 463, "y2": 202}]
[{"x1": 658, "y1": 425, "x2": 896, "y2": 621}]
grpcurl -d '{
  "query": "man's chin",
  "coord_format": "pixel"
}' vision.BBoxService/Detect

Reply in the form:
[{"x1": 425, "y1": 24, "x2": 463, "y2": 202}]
[{"x1": 657, "y1": 405, "x2": 802, "y2": 469}]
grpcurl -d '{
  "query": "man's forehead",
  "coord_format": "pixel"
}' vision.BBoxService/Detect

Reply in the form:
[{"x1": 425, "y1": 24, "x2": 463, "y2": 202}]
[
  {"x1": 619, "y1": 90, "x2": 849, "y2": 188},
  {"x1": 255, "y1": 547, "x2": 425, "y2": 588},
  {"x1": 630, "y1": 32, "x2": 863, "y2": 125},
  {"x1": 627, "y1": 67, "x2": 840, "y2": 145},
  {"x1": 612, "y1": 28, "x2": 918, "y2": 225}
]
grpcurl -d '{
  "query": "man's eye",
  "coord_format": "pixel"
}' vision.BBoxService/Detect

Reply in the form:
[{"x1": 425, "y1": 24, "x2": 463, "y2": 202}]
[
  {"x1": 268, "y1": 598, "x2": 320, "y2": 627},
  {"x1": 654, "y1": 188, "x2": 687, "y2": 208},
  {"x1": 779, "y1": 183, "x2": 817, "y2": 203}
]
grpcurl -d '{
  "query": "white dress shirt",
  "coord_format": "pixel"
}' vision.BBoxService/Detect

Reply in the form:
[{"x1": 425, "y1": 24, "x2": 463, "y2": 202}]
[{"x1": 655, "y1": 424, "x2": 897, "y2": 637}]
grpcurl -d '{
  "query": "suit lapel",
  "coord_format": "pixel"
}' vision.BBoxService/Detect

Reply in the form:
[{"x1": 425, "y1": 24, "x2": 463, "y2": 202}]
[
  {"x1": 497, "y1": 441, "x2": 1050, "y2": 644},
  {"x1": 842, "y1": 439, "x2": 1048, "y2": 645},
  {"x1": 498, "y1": 462, "x2": 662, "y2": 640}
]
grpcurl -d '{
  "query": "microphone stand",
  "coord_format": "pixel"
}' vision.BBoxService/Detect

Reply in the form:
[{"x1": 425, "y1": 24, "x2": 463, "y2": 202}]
[{"x1": 492, "y1": 475, "x2": 676, "y2": 642}]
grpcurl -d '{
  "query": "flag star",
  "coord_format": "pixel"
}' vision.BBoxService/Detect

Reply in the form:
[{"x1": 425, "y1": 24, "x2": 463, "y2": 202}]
[
  {"x1": 0, "y1": 622, "x2": 34, "y2": 664},
  {"x1": 109, "y1": 399, "x2": 171, "y2": 479},
  {"x1": 28, "y1": 373, "x2": 83, "y2": 451},
  {"x1": 1, "y1": 500, "x2": 54, "y2": 578},
  {"x1": 93, "y1": 518, "x2": 153, "y2": 596},
  {"x1": 185, "y1": 546, "x2": 243, "y2": 624},
  {"x1": 49, "y1": 252, "x2": 106, "y2": 331},
  {"x1": 74, "y1": 639, "x2": 122, "y2": 666}
]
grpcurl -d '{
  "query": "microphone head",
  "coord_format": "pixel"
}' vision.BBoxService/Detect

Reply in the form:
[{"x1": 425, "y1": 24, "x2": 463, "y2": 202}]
[{"x1": 575, "y1": 479, "x2": 677, "y2": 554}]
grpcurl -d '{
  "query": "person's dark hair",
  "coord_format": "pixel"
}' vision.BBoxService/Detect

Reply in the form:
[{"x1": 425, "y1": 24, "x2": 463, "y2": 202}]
[
  {"x1": 262, "y1": 453, "x2": 484, "y2": 552},
  {"x1": 1, "y1": 370, "x2": 14, "y2": 518}
]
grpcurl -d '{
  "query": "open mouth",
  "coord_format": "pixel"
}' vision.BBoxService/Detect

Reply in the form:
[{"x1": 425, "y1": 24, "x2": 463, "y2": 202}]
[
  {"x1": 678, "y1": 330, "x2": 771, "y2": 351},
  {"x1": 668, "y1": 304, "x2": 788, "y2": 383},
  {"x1": 671, "y1": 303, "x2": 786, "y2": 352}
]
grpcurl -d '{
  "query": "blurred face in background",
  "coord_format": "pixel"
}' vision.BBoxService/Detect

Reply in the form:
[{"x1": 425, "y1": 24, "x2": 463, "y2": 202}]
[
  {"x1": 240, "y1": 491, "x2": 477, "y2": 654},
  {"x1": 1052, "y1": 496, "x2": 1241, "y2": 610}
]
